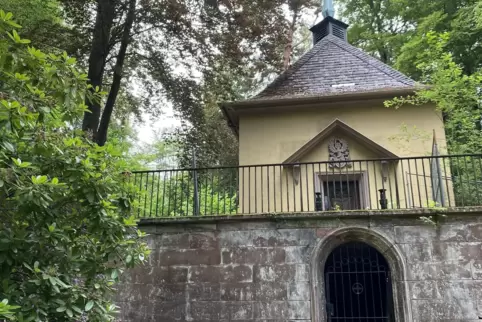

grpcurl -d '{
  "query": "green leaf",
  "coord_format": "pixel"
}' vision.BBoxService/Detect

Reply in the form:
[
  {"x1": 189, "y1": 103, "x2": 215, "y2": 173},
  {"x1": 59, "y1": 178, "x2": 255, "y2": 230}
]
[
  {"x1": 85, "y1": 300, "x2": 94, "y2": 312},
  {"x1": 66, "y1": 309, "x2": 73, "y2": 317},
  {"x1": 56, "y1": 307, "x2": 66, "y2": 312}
]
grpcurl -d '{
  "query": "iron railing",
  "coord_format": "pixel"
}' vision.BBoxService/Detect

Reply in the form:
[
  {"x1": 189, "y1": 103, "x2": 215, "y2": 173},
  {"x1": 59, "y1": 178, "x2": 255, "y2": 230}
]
[{"x1": 131, "y1": 154, "x2": 482, "y2": 218}]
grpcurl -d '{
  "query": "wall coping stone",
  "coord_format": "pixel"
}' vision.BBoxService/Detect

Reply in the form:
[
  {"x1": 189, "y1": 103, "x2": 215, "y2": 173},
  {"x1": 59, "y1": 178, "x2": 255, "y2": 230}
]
[{"x1": 138, "y1": 206, "x2": 482, "y2": 226}]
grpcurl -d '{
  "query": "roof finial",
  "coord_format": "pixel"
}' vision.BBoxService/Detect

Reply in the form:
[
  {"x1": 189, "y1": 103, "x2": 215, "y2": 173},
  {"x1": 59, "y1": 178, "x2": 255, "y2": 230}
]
[{"x1": 322, "y1": 0, "x2": 335, "y2": 18}]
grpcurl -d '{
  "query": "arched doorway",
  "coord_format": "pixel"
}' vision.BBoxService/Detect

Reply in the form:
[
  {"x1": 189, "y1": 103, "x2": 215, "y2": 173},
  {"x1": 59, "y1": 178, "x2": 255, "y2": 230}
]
[{"x1": 324, "y1": 242, "x2": 395, "y2": 322}]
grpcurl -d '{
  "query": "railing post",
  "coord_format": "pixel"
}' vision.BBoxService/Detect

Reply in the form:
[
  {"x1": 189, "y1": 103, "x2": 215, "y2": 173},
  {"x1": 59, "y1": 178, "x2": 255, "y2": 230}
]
[{"x1": 192, "y1": 151, "x2": 200, "y2": 216}]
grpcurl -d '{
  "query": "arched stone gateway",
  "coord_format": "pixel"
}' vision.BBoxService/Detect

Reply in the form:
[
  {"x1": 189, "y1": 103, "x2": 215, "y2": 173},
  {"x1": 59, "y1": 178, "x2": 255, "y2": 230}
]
[{"x1": 310, "y1": 227, "x2": 411, "y2": 322}]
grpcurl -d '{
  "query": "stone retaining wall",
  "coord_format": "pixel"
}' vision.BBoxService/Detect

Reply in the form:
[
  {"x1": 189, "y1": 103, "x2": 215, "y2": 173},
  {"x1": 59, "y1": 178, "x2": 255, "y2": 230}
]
[{"x1": 117, "y1": 210, "x2": 482, "y2": 322}]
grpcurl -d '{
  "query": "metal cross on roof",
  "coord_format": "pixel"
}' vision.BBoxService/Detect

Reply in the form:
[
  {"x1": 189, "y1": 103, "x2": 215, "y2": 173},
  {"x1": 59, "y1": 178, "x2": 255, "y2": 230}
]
[{"x1": 323, "y1": 0, "x2": 335, "y2": 18}]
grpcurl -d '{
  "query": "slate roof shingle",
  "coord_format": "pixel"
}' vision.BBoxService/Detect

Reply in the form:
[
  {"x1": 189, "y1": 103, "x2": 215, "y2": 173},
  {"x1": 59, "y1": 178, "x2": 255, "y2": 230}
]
[{"x1": 254, "y1": 34, "x2": 416, "y2": 100}]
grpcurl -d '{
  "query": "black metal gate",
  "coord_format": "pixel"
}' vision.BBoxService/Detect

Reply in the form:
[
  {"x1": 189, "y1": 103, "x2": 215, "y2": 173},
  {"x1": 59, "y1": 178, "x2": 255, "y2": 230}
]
[{"x1": 325, "y1": 242, "x2": 394, "y2": 322}]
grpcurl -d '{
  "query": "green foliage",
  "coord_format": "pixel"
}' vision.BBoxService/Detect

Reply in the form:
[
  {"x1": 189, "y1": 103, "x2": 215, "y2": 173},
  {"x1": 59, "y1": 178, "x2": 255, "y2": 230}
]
[
  {"x1": 135, "y1": 169, "x2": 238, "y2": 217},
  {"x1": 0, "y1": 12, "x2": 149, "y2": 321}
]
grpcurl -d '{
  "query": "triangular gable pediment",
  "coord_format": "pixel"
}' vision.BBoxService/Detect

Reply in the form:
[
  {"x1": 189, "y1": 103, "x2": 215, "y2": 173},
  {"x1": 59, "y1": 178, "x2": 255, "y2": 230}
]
[{"x1": 283, "y1": 119, "x2": 398, "y2": 164}]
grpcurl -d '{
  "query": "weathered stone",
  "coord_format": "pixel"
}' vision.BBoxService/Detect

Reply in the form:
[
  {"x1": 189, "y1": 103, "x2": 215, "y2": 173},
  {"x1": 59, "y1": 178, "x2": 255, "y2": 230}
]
[
  {"x1": 472, "y1": 260, "x2": 482, "y2": 279},
  {"x1": 252, "y1": 229, "x2": 316, "y2": 247},
  {"x1": 432, "y1": 243, "x2": 482, "y2": 262},
  {"x1": 253, "y1": 264, "x2": 296, "y2": 282},
  {"x1": 188, "y1": 283, "x2": 221, "y2": 301},
  {"x1": 400, "y1": 243, "x2": 432, "y2": 263},
  {"x1": 121, "y1": 213, "x2": 482, "y2": 322},
  {"x1": 253, "y1": 282, "x2": 287, "y2": 301},
  {"x1": 222, "y1": 247, "x2": 285, "y2": 265},
  {"x1": 149, "y1": 283, "x2": 187, "y2": 302},
  {"x1": 150, "y1": 301, "x2": 186, "y2": 320},
  {"x1": 288, "y1": 281, "x2": 310, "y2": 300},
  {"x1": 190, "y1": 302, "x2": 228, "y2": 320},
  {"x1": 157, "y1": 248, "x2": 221, "y2": 266},
  {"x1": 190, "y1": 232, "x2": 218, "y2": 249},
  {"x1": 284, "y1": 246, "x2": 312, "y2": 264},
  {"x1": 151, "y1": 266, "x2": 188, "y2": 284},
  {"x1": 189, "y1": 265, "x2": 253, "y2": 283},
  {"x1": 154, "y1": 233, "x2": 190, "y2": 248},
  {"x1": 394, "y1": 226, "x2": 436, "y2": 243},
  {"x1": 408, "y1": 281, "x2": 442, "y2": 299},
  {"x1": 295, "y1": 264, "x2": 310, "y2": 282},
  {"x1": 253, "y1": 301, "x2": 311, "y2": 319},
  {"x1": 220, "y1": 283, "x2": 254, "y2": 301}
]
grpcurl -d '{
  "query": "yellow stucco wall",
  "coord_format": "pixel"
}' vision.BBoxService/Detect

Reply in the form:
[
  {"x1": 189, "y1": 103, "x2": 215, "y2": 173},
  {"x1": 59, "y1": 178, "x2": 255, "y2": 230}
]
[
  {"x1": 236, "y1": 102, "x2": 453, "y2": 213},
  {"x1": 239, "y1": 103, "x2": 446, "y2": 165}
]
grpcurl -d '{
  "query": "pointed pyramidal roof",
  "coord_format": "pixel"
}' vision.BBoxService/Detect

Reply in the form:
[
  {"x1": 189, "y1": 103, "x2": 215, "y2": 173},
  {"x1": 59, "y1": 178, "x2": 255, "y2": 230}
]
[{"x1": 254, "y1": 34, "x2": 416, "y2": 101}]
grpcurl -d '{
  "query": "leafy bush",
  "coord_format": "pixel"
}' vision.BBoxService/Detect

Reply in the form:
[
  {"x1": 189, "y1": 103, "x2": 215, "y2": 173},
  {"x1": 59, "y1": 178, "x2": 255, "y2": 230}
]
[{"x1": 0, "y1": 11, "x2": 149, "y2": 321}]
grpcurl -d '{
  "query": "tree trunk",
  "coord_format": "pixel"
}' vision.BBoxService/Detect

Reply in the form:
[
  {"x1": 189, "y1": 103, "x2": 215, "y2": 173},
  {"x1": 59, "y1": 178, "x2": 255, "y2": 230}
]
[
  {"x1": 283, "y1": 11, "x2": 298, "y2": 71},
  {"x1": 97, "y1": 0, "x2": 136, "y2": 146},
  {"x1": 82, "y1": 0, "x2": 115, "y2": 140}
]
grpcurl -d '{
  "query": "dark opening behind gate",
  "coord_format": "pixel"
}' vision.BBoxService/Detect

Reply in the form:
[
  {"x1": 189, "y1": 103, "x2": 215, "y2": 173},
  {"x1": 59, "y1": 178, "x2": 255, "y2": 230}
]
[{"x1": 324, "y1": 242, "x2": 395, "y2": 322}]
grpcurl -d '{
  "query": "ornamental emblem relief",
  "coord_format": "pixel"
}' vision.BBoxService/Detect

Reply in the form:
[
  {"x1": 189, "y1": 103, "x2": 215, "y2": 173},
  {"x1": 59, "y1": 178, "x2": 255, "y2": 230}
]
[{"x1": 328, "y1": 137, "x2": 352, "y2": 168}]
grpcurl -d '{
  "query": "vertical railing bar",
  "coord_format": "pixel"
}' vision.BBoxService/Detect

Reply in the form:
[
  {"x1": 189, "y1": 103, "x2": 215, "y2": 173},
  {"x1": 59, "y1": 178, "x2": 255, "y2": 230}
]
[
  {"x1": 387, "y1": 161, "x2": 394, "y2": 209},
  {"x1": 267, "y1": 166, "x2": 270, "y2": 213},
  {"x1": 155, "y1": 172, "x2": 161, "y2": 217},
  {"x1": 413, "y1": 160, "x2": 423, "y2": 208},
  {"x1": 261, "y1": 166, "x2": 264, "y2": 213},
  {"x1": 374, "y1": 246, "x2": 384, "y2": 317},
  {"x1": 380, "y1": 161, "x2": 386, "y2": 209},
  {"x1": 137, "y1": 173, "x2": 143, "y2": 217},
  {"x1": 210, "y1": 169, "x2": 214, "y2": 216},
  {"x1": 172, "y1": 171, "x2": 179, "y2": 216},
  {"x1": 345, "y1": 162, "x2": 351, "y2": 210},
  {"x1": 400, "y1": 160, "x2": 408, "y2": 209},
  {"x1": 179, "y1": 171, "x2": 185, "y2": 216},
  {"x1": 455, "y1": 156, "x2": 465, "y2": 207},
  {"x1": 161, "y1": 172, "x2": 167, "y2": 216},
  {"x1": 463, "y1": 155, "x2": 471, "y2": 206},
  {"x1": 421, "y1": 157, "x2": 430, "y2": 208},
  {"x1": 393, "y1": 161, "x2": 401, "y2": 209},
  {"x1": 186, "y1": 171, "x2": 190, "y2": 216},
  {"x1": 167, "y1": 171, "x2": 173, "y2": 217},
  {"x1": 299, "y1": 165, "x2": 304, "y2": 212},
  {"x1": 338, "y1": 164, "x2": 344, "y2": 211},
  {"x1": 470, "y1": 156, "x2": 479, "y2": 206},
  {"x1": 372, "y1": 161, "x2": 379, "y2": 210},
  {"x1": 217, "y1": 169, "x2": 221, "y2": 216},
  {"x1": 478, "y1": 156, "x2": 482, "y2": 206},
  {"x1": 365, "y1": 161, "x2": 372, "y2": 210},
  {"x1": 241, "y1": 167, "x2": 245, "y2": 214},
  {"x1": 248, "y1": 167, "x2": 251, "y2": 214},
  {"x1": 271, "y1": 166, "x2": 275, "y2": 213},
  {"x1": 286, "y1": 167, "x2": 290, "y2": 212},
  {"x1": 305, "y1": 164, "x2": 310, "y2": 212},
  {"x1": 442, "y1": 156, "x2": 451, "y2": 208},
  {"x1": 228, "y1": 168, "x2": 233, "y2": 214},
  {"x1": 407, "y1": 159, "x2": 415, "y2": 208},
  {"x1": 354, "y1": 162, "x2": 360, "y2": 209},
  {"x1": 327, "y1": 163, "x2": 332, "y2": 210},
  {"x1": 143, "y1": 172, "x2": 150, "y2": 218},
  {"x1": 149, "y1": 172, "x2": 155, "y2": 217},
  {"x1": 293, "y1": 166, "x2": 297, "y2": 212},
  {"x1": 345, "y1": 245, "x2": 354, "y2": 317},
  {"x1": 353, "y1": 244, "x2": 362, "y2": 319},
  {"x1": 255, "y1": 166, "x2": 258, "y2": 214},
  {"x1": 174, "y1": 170, "x2": 179, "y2": 216},
  {"x1": 203, "y1": 170, "x2": 208, "y2": 216},
  {"x1": 317, "y1": 163, "x2": 322, "y2": 210}
]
